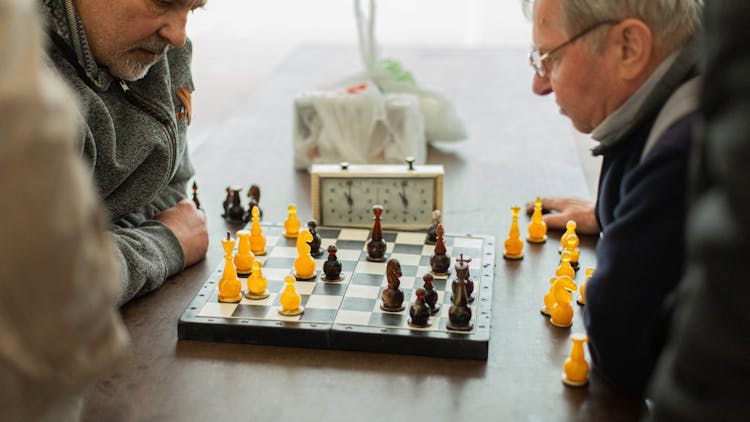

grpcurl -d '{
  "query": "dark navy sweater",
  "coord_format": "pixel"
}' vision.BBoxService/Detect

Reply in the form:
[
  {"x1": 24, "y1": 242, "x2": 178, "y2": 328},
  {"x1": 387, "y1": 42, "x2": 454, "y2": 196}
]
[{"x1": 584, "y1": 108, "x2": 698, "y2": 396}]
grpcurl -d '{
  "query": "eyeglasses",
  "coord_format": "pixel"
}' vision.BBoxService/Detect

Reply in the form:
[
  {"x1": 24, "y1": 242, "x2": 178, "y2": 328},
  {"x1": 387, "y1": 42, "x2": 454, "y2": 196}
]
[{"x1": 529, "y1": 20, "x2": 620, "y2": 78}]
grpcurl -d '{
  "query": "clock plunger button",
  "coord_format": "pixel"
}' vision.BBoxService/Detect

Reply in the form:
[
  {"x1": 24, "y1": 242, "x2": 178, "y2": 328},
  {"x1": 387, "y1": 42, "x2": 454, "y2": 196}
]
[
  {"x1": 340, "y1": 162, "x2": 350, "y2": 171},
  {"x1": 405, "y1": 156, "x2": 415, "y2": 171}
]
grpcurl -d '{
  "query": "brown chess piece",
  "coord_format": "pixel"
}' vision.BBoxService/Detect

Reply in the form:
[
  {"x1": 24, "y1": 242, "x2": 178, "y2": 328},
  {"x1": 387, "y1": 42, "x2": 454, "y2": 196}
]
[
  {"x1": 422, "y1": 273, "x2": 440, "y2": 314},
  {"x1": 430, "y1": 224, "x2": 450, "y2": 275},
  {"x1": 307, "y1": 220, "x2": 323, "y2": 257},
  {"x1": 409, "y1": 287, "x2": 431, "y2": 328},
  {"x1": 448, "y1": 256, "x2": 473, "y2": 331},
  {"x1": 380, "y1": 258, "x2": 404, "y2": 312},
  {"x1": 322, "y1": 245, "x2": 343, "y2": 281},
  {"x1": 366, "y1": 204, "x2": 387, "y2": 262},
  {"x1": 191, "y1": 181, "x2": 201, "y2": 209},
  {"x1": 244, "y1": 183, "x2": 263, "y2": 223},
  {"x1": 227, "y1": 186, "x2": 245, "y2": 223}
]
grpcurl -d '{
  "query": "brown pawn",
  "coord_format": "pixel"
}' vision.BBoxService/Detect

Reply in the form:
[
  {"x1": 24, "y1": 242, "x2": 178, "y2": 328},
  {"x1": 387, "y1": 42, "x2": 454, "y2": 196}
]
[
  {"x1": 366, "y1": 204, "x2": 387, "y2": 262},
  {"x1": 322, "y1": 245, "x2": 343, "y2": 281},
  {"x1": 408, "y1": 287, "x2": 431, "y2": 328},
  {"x1": 307, "y1": 220, "x2": 323, "y2": 257},
  {"x1": 430, "y1": 224, "x2": 450, "y2": 276},
  {"x1": 380, "y1": 259, "x2": 405, "y2": 312},
  {"x1": 422, "y1": 273, "x2": 440, "y2": 314}
]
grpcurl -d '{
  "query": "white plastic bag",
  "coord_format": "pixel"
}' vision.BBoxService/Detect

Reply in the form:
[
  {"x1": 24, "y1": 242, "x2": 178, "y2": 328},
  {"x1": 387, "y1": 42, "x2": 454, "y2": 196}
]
[{"x1": 292, "y1": 0, "x2": 466, "y2": 170}]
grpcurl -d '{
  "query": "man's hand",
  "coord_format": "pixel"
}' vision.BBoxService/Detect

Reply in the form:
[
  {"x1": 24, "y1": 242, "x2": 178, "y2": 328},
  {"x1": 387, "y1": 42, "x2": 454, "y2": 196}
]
[
  {"x1": 525, "y1": 197, "x2": 600, "y2": 235},
  {"x1": 155, "y1": 199, "x2": 208, "y2": 267}
]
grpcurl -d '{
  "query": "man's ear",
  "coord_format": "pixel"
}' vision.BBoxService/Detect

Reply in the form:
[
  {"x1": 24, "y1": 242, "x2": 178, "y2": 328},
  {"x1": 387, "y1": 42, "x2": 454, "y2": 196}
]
[{"x1": 611, "y1": 18, "x2": 653, "y2": 80}]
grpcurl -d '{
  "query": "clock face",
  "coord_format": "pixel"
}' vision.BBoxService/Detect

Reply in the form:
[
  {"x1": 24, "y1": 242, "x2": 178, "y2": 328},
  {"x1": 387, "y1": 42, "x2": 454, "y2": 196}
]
[{"x1": 320, "y1": 177, "x2": 436, "y2": 228}]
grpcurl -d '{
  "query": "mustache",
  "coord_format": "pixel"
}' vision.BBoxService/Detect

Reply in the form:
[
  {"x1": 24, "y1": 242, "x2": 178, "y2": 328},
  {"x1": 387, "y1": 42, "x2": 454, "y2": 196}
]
[{"x1": 132, "y1": 36, "x2": 170, "y2": 55}]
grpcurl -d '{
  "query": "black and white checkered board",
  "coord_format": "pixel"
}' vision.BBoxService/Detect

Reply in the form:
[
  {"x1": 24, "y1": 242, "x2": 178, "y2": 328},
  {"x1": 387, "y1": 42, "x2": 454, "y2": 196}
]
[{"x1": 178, "y1": 225, "x2": 495, "y2": 359}]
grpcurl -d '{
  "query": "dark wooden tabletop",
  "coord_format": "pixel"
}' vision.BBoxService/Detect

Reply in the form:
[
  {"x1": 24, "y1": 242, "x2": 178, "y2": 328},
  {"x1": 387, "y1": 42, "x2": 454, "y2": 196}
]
[{"x1": 83, "y1": 46, "x2": 646, "y2": 421}]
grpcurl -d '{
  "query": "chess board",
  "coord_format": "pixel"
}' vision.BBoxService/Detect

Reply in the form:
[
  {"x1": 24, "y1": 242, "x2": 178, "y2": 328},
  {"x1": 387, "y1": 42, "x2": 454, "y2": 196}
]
[{"x1": 178, "y1": 225, "x2": 496, "y2": 359}]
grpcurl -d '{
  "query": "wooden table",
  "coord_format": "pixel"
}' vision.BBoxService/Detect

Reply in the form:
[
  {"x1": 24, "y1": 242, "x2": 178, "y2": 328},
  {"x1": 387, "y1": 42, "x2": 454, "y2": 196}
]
[{"x1": 84, "y1": 47, "x2": 646, "y2": 421}]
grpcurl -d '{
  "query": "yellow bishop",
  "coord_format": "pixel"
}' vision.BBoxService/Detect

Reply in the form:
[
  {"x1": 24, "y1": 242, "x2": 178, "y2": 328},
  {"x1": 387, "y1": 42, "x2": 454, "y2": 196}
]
[
  {"x1": 249, "y1": 206, "x2": 266, "y2": 255},
  {"x1": 278, "y1": 274, "x2": 304, "y2": 316},
  {"x1": 503, "y1": 205, "x2": 524, "y2": 260}
]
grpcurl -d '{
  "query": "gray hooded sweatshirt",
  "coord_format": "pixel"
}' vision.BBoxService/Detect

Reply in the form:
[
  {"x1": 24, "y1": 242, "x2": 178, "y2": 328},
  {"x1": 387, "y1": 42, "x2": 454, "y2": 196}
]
[{"x1": 42, "y1": 0, "x2": 195, "y2": 305}]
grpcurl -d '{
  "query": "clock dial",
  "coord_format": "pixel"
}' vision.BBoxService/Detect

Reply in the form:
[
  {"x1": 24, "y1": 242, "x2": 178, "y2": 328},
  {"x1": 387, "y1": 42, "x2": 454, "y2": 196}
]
[{"x1": 320, "y1": 177, "x2": 436, "y2": 228}]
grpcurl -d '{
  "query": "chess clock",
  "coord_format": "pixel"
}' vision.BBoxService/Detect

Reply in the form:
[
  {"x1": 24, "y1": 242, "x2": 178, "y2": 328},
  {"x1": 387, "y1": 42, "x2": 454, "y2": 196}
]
[{"x1": 311, "y1": 159, "x2": 444, "y2": 230}]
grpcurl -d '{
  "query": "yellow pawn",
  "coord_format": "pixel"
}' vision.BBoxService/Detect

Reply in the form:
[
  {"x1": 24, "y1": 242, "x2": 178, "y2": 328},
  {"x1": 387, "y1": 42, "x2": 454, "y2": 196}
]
[
  {"x1": 278, "y1": 274, "x2": 304, "y2": 316},
  {"x1": 218, "y1": 232, "x2": 242, "y2": 303},
  {"x1": 283, "y1": 203, "x2": 301, "y2": 238},
  {"x1": 555, "y1": 250, "x2": 576, "y2": 279},
  {"x1": 550, "y1": 275, "x2": 577, "y2": 327},
  {"x1": 562, "y1": 333, "x2": 590, "y2": 387},
  {"x1": 503, "y1": 205, "x2": 524, "y2": 260},
  {"x1": 578, "y1": 267, "x2": 594, "y2": 305},
  {"x1": 249, "y1": 206, "x2": 266, "y2": 255},
  {"x1": 233, "y1": 229, "x2": 256, "y2": 275},
  {"x1": 563, "y1": 236, "x2": 581, "y2": 270},
  {"x1": 245, "y1": 261, "x2": 269, "y2": 299},
  {"x1": 559, "y1": 220, "x2": 579, "y2": 253},
  {"x1": 294, "y1": 229, "x2": 317, "y2": 279},
  {"x1": 527, "y1": 197, "x2": 548, "y2": 243}
]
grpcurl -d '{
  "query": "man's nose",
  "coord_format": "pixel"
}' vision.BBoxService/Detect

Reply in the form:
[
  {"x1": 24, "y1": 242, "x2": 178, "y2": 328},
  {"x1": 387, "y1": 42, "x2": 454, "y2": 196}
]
[
  {"x1": 532, "y1": 73, "x2": 553, "y2": 96},
  {"x1": 158, "y1": 10, "x2": 189, "y2": 48}
]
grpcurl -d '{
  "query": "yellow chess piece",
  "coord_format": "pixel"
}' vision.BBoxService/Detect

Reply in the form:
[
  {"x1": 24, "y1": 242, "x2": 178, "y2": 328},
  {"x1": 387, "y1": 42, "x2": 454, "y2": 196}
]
[
  {"x1": 283, "y1": 203, "x2": 301, "y2": 238},
  {"x1": 540, "y1": 276, "x2": 559, "y2": 316},
  {"x1": 550, "y1": 275, "x2": 577, "y2": 327},
  {"x1": 578, "y1": 267, "x2": 594, "y2": 305},
  {"x1": 233, "y1": 229, "x2": 255, "y2": 275},
  {"x1": 527, "y1": 197, "x2": 548, "y2": 243},
  {"x1": 559, "y1": 220, "x2": 579, "y2": 253},
  {"x1": 503, "y1": 205, "x2": 524, "y2": 260},
  {"x1": 249, "y1": 206, "x2": 266, "y2": 255},
  {"x1": 562, "y1": 333, "x2": 590, "y2": 387},
  {"x1": 555, "y1": 250, "x2": 576, "y2": 279},
  {"x1": 563, "y1": 236, "x2": 580, "y2": 269},
  {"x1": 294, "y1": 229, "x2": 316, "y2": 279},
  {"x1": 218, "y1": 232, "x2": 242, "y2": 303},
  {"x1": 245, "y1": 260, "x2": 269, "y2": 299},
  {"x1": 278, "y1": 274, "x2": 304, "y2": 316}
]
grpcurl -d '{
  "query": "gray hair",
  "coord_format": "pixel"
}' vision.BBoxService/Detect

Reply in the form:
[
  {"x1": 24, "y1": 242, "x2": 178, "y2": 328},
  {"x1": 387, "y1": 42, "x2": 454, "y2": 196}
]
[{"x1": 523, "y1": 0, "x2": 703, "y2": 52}]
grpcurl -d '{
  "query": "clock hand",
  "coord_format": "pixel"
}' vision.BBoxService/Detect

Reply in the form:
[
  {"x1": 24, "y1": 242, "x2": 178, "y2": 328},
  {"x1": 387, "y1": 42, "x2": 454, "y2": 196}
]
[
  {"x1": 345, "y1": 181, "x2": 354, "y2": 207},
  {"x1": 400, "y1": 182, "x2": 409, "y2": 208}
]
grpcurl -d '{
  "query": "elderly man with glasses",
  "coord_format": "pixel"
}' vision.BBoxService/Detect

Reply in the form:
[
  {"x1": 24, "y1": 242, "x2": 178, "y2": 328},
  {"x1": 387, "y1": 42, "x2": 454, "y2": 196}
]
[{"x1": 524, "y1": 0, "x2": 703, "y2": 397}]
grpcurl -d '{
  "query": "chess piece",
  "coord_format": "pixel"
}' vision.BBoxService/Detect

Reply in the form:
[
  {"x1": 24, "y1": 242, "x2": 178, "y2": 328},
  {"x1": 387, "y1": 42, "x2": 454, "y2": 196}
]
[
  {"x1": 218, "y1": 232, "x2": 242, "y2": 303},
  {"x1": 221, "y1": 186, "x2": 232, "y2": 218},
  {"x1": 451, "y1": 254, "x2": 473, "y2": 302},
  {"x1": 322, "y1": 245, "x2": 343, "y2": 282},
  {"x1": 563, "y1": 236, "x2": 581, "y2": 271},
  {"x1": 578, "y1": 267, "x2": 594, "y2": 306},
  {"x1": 245, "y1": 261, "x2": 269, "y2": 299},
  {"x1": 527, "y1": 197, "x2": 547, "y2": 243},
  {"x1": 294, "y1": 229, "x2": 317, "y2": 280},
  {"x1": 559, "y1": 220, "x2": 579, "y2": 253},
  {"x1": 555, "y1": 250, "x2": 576, "y2": 279},
  {"x1": 307, "y1": 220, "x2": 323, "y2": 257},
  {"x1": 550, "y1": 275, "x2": 577, "y2": 328},
  {"x1": 366, "y1": 204, "x2": 387, "y2": 262},
  {"x1": 192, "y1": 181, "x2": 201, "y2": 210},
  {"x1": 422, "y1": 273, "x2": 439, "y2": 314},
  {"x1": 233, "y1": 229, "x2": 256, "y2": 275},
  {"x1": 503, "y1": 205, "x2": 524, "y2": 260},
  {"x1": 249, "y1": 206, "x2": 266, "y2": 255},
  {"x1": 541, "y1": 275, "x2": 571, "y2": 316},
  {"x1": 278, "y1": 274, "x2": 304, "y2": 316},
  {"x1": 227, "y1": 186, "x2": 245, "y2": 223},
  {"x1": 283, "y1": 203, "x2": 301, "y2": 238},
  {"x1": 430, "y1": 224, "x2": 451, "y2": 275},
  {"x1": 447, "y1": 257, "x2": 473, "y2": 331},
  {"x1": 408, "y1": 287, "x2": 431, "y2": 328},
  {"x1": 562, "y1": 333, "x2": 590, "y2": 387},
  {"x1": 380, "y1": 258, "x2": 405, "y2": 312},
  {"x1": 426, "y1": 209, "x2": 441, "y2": 244},
  {"x1": 247, "y1": 184, "x2": 262, "y2": 220}
]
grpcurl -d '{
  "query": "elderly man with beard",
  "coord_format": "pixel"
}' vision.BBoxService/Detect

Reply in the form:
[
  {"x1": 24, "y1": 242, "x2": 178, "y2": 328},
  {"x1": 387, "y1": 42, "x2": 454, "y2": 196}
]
[{"x1": 42, "y1": 0, "x2": 209, "y2": 305}]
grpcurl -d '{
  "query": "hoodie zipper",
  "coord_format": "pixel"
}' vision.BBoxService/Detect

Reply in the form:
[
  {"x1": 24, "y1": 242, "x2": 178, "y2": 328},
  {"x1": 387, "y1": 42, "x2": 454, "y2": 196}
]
[{"x1": 118, "y1": 80, "x2": 178, "y2": 179}]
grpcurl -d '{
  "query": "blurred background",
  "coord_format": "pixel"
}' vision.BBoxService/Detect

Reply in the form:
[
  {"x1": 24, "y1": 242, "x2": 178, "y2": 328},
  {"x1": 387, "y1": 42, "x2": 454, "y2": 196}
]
[{"x1": 186, "y1": 0, "x2": 599, "y2": 197}]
